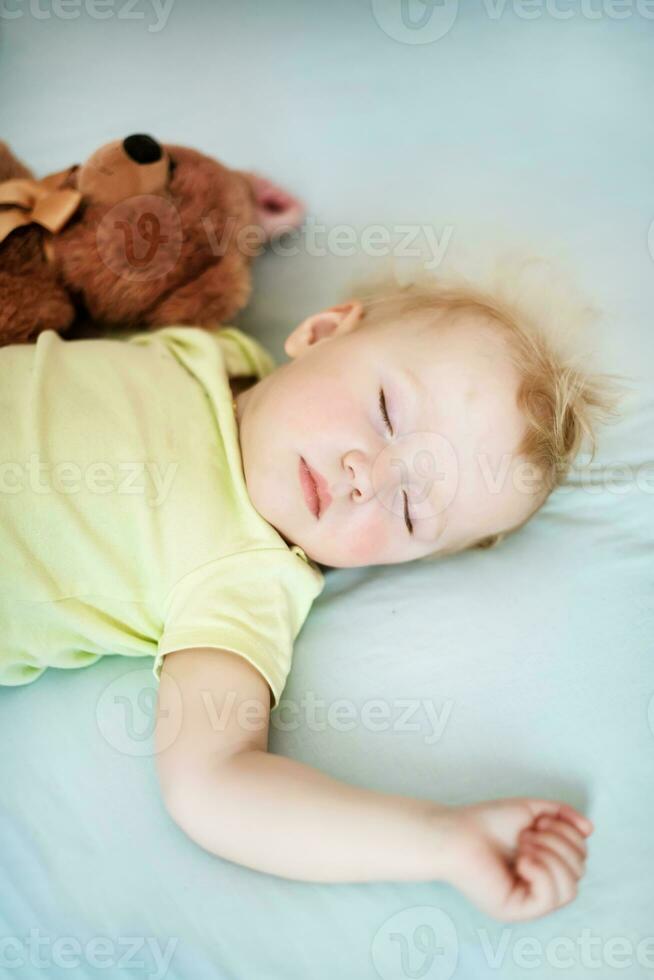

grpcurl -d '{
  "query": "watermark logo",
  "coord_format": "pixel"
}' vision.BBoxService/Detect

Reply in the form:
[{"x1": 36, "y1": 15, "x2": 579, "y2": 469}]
[
  {"x1": 558, "y1": 459, "x2": 654, "y2": 496},
  {"x1": 97, "y1": 194, "x2": 183, "y2": 282},
  {"x1": 205, "y1": 215, "x2": 454, "y2": 270},
  {"x1": 95, "y1": 672, "x2": 454, "y2": 749},
  {"x1": 369, "y1": 916, "x2": 654, "y2": 977},
  {"x1": 95, "y1": 667, "x2": 182, "y2": 757},
  {"x1": 481, "y1": 0, "x2": 654, "y2": 21},
  {"x1": 98, "y1": 205, "x2": 453, "y2": 282},
  {"x1": 371, "y1": 0, "x2": 460, "y2": 44},
  {"x1": 344, "y1": 439, "x2": 654, "y2": 534},
  {"x1": 272, "y1": 693, "x2": 453, "y2": 743},
  {"x1": 477, "y1": 927, "x2": 654, "y2": 970},
  {"x1": 199, "y1": 687, "x2": 453, "y2": 744},
  {"x1": 0, "y1": 0, "x2": 175, "y2": 33},
  {"x1": 371, "y1": 906, "x2": 459, "y2": 980},
  {"x1": 0, "y1": 453, "x2": 179, "y2": 507},
  {"x1": 369, "y1": 431, "x2": 460, "y2": 528},
  {"x1": 370, "y1": 0, "x2": 654, "y2": 43},
  {"x1": 0, "y1": 930, "x2": 178, "y2": 978}
]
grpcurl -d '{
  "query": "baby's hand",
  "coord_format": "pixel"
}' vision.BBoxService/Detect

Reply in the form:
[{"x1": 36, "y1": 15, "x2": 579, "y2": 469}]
[{"x1": 439, "y1": 798, "x2": 593, "y2": 922}]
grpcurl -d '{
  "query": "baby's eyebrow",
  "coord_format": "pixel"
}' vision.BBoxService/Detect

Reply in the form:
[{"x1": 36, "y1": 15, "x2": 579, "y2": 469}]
[
  {"x1": 400, "y1": 367, "x2": 424, "y2": 405},
  {"x1": 399, "y1": 366, "x2": 436, "y2": 434},
  {"x1": 394, "y1": 368, "x2": 420, "y2": 432}
]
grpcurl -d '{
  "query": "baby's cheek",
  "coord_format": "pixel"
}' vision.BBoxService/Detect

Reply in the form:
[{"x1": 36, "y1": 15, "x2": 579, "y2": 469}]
[{"x1": 341, "y1": 512, "x2": 392, "y2": 565}]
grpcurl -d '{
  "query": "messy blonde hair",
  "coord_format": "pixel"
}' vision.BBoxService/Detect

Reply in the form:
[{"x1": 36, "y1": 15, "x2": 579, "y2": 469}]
[{"x1": 348, "y1": 258, "x2": 624, "y2": 555}]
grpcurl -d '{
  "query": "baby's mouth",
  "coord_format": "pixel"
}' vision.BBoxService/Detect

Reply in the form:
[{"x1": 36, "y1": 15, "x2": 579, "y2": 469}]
[
  {"x1": 299, "y1": 457, "x2": 320, "y2": 518},
  {"x1": 299, "y1": 457, "x2": 331, "y2": 518}
]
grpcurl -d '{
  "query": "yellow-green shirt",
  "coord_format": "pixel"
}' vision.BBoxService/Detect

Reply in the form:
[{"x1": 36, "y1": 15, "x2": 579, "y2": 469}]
[{"x1": 0, "y1": 326, "x2": 325, "y2": 709}]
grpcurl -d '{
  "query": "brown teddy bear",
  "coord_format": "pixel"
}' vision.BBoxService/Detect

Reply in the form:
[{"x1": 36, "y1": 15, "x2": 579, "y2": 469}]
[{"x1": 0, "y1": 134, "x2": 304, "y2": 344}]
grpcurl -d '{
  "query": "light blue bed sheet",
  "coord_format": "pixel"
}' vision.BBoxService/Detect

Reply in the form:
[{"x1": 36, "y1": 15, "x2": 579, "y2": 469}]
[{"x1": 0, "y1": 2, "x2": 653, "y2": 978}]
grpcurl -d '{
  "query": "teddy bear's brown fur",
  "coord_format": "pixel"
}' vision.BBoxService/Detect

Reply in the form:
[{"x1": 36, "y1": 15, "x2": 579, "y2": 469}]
[{"x1": 0, "y1": 135, "x2": 299, "y2": 344}]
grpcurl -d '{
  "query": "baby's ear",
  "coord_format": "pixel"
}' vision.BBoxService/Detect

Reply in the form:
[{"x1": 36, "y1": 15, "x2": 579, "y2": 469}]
[{"x1": 284, "y1": 301, "x2": 363, "y2": 358}]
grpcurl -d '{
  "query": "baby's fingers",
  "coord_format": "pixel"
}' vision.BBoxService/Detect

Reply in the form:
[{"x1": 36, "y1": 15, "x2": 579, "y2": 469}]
[
  {"x1": 523, "y1": 840, "x2": 578, "y2": 908},
  {"x1": 528, "y1": 800, "x2": 593, "y2": 837},
  {"x1": 534, "y1": 817, "x2": 588, "y2": 860},
  {"x1": 505, "y1": 850, "x2": 558, "y2": 921},
  {"x1": 522, "y1": 828, "x2": 585, "y2": 879},
  {"x1": 558, "y1": 803, "x2": 594, "y2": 837}
]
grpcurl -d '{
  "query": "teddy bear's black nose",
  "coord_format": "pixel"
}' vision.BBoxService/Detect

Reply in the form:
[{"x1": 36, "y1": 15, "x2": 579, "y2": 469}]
[{"x1": 122, "y1": 134, "x2": 162, "y2": 165}]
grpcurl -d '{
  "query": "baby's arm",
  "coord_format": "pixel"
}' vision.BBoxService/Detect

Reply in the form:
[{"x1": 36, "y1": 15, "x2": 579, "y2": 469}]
[{"x1": 155, "y1": 648, "x2": 593, "y2": 922}]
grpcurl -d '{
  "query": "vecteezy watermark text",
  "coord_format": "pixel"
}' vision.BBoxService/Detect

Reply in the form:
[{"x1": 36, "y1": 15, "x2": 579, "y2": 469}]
[
  {"x1": 205, "y1": 689, "x2": 454, "y2": 744},
  {"x1": 371, "y1": 906, "x2": 654, "y2": 979},
  {"x1": 97, "y1": 197, "x2": 455, "y2": 282},
  {"x1": 0, "y1": 0, "x2": 175, "y2": 32},
  {"x1": 95, "y1": 668, "x2": 455, "y2": 757},
  {"x1": 203, "y1": 215, "x2": 454, "y2": 270},
  {"x1": 0, "y1": 454, "x2": 178, "y2": 507},
  {"x1": 371, "y1": 0, "x2": 654, "y2": 47},
  {"x1": 0, "y1": 931, "x2": 178, "y2": 979}
]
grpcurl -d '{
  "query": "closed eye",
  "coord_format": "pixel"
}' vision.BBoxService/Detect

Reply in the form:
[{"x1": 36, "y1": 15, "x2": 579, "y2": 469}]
[
  {"x1": 403, "y1": 491, "x2": 414, "y2": 535},
  {"x1": 379, "y1": 388, "x2": 393, "y2": 435},
  {"x1": 380, "y1": 387, "x2": 413, "y2": 535}
]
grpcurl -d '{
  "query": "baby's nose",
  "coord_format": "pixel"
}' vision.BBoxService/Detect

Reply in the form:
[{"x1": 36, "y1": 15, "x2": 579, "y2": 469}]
[
  {"x1": 342, "y1": 449, "x2": 375, "y2": 504},
  {"x1": 122, "y1": 134, "x2": 163, "y2": 165}
]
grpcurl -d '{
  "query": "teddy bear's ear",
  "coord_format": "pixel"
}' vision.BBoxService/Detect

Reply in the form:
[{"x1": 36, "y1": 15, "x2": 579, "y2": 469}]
[{"x1": 244, "y1": 173, "x2": 305, "y2": 241}]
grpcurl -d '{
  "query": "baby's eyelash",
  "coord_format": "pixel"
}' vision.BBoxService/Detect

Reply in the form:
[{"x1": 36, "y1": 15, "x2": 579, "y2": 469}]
[
  {"x1": 379, "y1": 388, "x2": 393, "y2": 435},
  {"x1": 379, "y1": 388, "x2": 413, "y2": 535},
  {"x1": 403, "y1": 490, "x2": 414, "y2": 535}
]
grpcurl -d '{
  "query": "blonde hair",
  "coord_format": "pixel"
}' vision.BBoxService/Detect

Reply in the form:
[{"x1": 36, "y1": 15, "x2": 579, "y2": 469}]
[{"x1": 347, "y1": 259, "x2": 624, "y2": 555}]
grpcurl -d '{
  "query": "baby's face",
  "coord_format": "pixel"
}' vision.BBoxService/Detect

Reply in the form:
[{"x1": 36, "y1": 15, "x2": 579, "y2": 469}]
[{"x1": 234, "y1": 303, "x2": 542, "y2": 568}]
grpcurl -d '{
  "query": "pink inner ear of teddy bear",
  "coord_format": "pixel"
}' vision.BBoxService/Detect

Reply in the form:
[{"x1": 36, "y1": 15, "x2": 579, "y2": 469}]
[{"x1": 247, "y1": 173, "x2": 305, "y2": 240}]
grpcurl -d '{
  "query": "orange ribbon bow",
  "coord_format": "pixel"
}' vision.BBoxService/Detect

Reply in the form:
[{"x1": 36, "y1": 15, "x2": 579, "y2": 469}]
[{"x1": 0, "y1": 166, "x2": 82, "y2": 248}]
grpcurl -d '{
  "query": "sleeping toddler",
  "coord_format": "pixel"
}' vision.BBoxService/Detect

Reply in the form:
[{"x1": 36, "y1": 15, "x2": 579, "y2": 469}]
[{"x1": 0, "y1": 268, "x2": 614, "y2": 922}]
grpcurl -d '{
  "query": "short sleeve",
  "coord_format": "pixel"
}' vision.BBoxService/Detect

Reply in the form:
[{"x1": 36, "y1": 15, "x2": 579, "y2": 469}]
[{"x1": 152, "y1": 548, "x2": 324, "y2": 710}]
